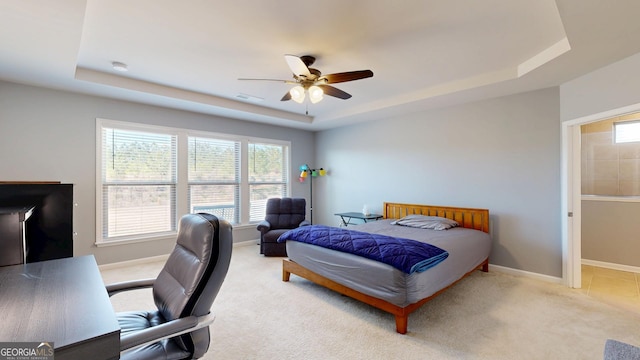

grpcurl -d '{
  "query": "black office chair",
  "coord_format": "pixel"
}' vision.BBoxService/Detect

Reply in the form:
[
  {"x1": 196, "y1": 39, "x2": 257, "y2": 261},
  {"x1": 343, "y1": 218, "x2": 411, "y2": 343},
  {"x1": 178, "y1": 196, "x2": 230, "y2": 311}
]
[
  {"x1": 257, "y1": 197, "x2": 309, "y2": 257},
  {"x1": 106, "y1": 213, "x2": 233, "y2": 360}
]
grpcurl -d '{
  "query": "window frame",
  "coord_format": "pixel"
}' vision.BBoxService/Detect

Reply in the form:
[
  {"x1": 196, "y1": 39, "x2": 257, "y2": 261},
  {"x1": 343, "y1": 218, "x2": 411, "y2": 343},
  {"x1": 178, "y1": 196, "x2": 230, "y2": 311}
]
[{"x1": 96, "y1": 118, "x2": 291, "y2": 246}]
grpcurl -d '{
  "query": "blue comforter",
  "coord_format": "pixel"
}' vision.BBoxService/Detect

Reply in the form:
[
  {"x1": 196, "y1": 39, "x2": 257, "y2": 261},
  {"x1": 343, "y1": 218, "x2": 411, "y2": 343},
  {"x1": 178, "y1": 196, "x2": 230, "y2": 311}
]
[{"x1": 277, "y1": 225, "x2": 449, "y2": 274}]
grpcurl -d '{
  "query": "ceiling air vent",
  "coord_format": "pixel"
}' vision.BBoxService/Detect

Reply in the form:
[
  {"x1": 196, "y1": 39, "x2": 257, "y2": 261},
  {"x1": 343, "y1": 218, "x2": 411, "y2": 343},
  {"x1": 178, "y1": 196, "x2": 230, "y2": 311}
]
[{"x1": 236, "y1": 93, "x2": 264, "y2": 103}]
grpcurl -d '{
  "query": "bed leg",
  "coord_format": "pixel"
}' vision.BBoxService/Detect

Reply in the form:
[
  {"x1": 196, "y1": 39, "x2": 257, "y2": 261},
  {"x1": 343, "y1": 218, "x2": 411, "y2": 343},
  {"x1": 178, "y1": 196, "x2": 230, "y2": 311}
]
[
  {"x1": 395, "y1": 315, "x2": 408, "y2": 334},
  {"x1": 282, "y1": 261, "x2": 291, "y2": 282},
  {"x1": 481, "y1": 259, "x2": 489, "y2": 272}
]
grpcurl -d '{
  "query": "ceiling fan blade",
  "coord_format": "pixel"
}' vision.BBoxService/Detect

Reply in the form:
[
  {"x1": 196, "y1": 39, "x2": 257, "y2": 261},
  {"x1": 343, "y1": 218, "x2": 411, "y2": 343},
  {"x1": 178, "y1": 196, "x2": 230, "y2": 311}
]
[
  {"x1": 284, "y1": 54, "x2": 311, "y2": 79},
  {"x1": 321, "y1": 70, "x2": 373, "y2": 84},
  {"x1": 318, "y1": 85, "x2": 352, "y2": 99},
  {"x1": 280, "y1": 91, "x2": 292, "y2": 101}
]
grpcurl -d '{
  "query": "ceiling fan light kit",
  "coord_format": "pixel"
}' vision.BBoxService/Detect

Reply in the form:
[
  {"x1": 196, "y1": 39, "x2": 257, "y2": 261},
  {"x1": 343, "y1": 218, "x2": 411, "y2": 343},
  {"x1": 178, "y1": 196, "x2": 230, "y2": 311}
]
[
  {"x1": 289, "y1": 85, "x2": 305, "y2": 103},
  {"x1": 239, "y1": 54, "x2": 373, "y2": 105}
]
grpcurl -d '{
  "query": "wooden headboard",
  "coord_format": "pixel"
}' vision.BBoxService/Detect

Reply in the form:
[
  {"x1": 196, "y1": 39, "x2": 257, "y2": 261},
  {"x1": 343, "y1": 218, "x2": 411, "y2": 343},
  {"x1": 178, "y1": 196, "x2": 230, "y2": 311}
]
[{"x1": 383, "y1": 202, "x2": 490, "y2": 234}]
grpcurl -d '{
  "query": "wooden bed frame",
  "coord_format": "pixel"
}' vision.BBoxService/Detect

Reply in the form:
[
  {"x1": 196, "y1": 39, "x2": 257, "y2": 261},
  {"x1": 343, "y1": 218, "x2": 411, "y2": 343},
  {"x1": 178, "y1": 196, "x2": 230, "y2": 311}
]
[{"x1": 282, "y1": 202, "x2": 490, "y2": 334}]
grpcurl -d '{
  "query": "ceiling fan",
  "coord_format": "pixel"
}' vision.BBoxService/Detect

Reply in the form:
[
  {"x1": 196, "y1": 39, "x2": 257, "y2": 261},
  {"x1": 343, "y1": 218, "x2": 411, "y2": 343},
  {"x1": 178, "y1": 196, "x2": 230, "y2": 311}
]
[{"x1": 239, "y1": 54, "x2": 373, "y2": 104}]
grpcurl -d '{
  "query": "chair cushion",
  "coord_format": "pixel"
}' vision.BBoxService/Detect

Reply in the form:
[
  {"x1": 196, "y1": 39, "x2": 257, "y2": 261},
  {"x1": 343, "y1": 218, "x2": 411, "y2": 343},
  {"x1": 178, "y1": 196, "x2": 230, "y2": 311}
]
[
  {"x1": 262, "y1": 228, "x2": 291, "y2": 243},
  {"x1": 117, "y1": 310, "x2": 191, "y2": 360},
  {"x1": 264, "y1": 198, "x2": 306, "y2": 229},
  {"x1": 154, "y1": 216, "x2": 217, "y2": 322}
]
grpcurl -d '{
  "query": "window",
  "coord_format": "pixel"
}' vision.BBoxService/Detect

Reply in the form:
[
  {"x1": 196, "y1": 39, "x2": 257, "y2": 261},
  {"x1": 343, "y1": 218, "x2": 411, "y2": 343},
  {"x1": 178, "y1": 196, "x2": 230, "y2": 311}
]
[
  {"x1": 188, "y1": 136, "x2": 240, "y2": 223},
  {"x1": 96, "y1": 119, "x2": 290, "y2": 245},
  {"x1": 248, "y1": 142, "x2": 289, "y2": 222},
  {"x1": 100, "y1": 126, "x2": 177, "y2": 241},
  {"x1": 614, "y1": 121, "x2": 640, "y2": 143}
]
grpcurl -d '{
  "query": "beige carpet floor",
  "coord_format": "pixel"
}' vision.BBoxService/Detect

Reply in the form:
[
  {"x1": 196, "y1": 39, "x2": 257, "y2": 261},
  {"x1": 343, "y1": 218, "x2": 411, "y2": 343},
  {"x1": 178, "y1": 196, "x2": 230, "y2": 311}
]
[{"x1": 101, "y1": 243, "x2": 640, "y2": 360}]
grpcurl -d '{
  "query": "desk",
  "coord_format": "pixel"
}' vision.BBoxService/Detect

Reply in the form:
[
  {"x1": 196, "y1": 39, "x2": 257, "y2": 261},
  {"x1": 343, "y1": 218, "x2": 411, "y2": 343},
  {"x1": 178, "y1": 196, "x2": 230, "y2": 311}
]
[
  {"x1": 0, "y1": 255, "x2": 120, "y2": 360},
  {"x1": 335, "y1": 212, "x2": 383, "y2": 227},
  {"x1": 0, "y1": 205, "x2": 34, "y2": 266}
]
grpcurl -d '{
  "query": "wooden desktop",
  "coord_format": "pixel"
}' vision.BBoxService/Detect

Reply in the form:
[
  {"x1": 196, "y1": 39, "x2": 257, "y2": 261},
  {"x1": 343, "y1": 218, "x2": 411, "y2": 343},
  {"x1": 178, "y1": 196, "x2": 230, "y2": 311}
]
[{"x1": 0, "y1": 255, "x2": 120, "y2": 359}]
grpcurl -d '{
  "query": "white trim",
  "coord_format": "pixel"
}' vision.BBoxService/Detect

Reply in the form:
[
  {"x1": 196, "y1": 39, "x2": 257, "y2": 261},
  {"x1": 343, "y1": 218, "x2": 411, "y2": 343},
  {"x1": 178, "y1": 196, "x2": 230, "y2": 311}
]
[
  {"x1": 582, "y1": 259, "x2": 640, "y2": 274},
  {"x1": 233, "y1": 239, "x2": 259, "y2": 247},
  {"x1": 563, "y1": 103, "x2": 640, "y2": 126},
  {"x1": 561, "y1": 123, "x2": 571, "y2": 286},
  {"x1": 489, "y1": 264, "x2": 564, "y2": 284},
  {"x1": 517, "y1": 37, "x2": 571, "y2": 77},
  {"x1": 581, "y1": 195, "x2": 640, "y2": 203},
  {"x1": 95, "y1": 233, "x2": 176, "y2": 247}
]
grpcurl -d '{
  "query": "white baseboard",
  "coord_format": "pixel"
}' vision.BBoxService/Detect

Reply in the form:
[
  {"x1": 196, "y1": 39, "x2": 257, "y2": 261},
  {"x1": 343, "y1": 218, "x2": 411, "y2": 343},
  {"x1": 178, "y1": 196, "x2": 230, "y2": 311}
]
[
  {"x1": 582, "y1": 259, "x2": 640, "y2": 274},
  {"x1": 234, "y1": 239, "x2": 260, "y2": 247},
  {"x1": 489, "y1": 264, "x2": 564, "y2": 285},
  {"x1": 98, "y1": 254, "x2": 170, "y2": 271}
]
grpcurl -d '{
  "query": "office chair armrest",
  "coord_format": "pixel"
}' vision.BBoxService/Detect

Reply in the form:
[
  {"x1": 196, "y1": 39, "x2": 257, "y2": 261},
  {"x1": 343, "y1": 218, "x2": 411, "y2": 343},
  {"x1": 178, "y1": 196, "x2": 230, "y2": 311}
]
[
  {"x1": 120, "y1": 313, "x2": 216, "y2": 352},
  {"x1": 299, "y1": 220, "x2": 311, "y2": 227},
  {"x1": 256, "y1": 220, "x2": 271, "y2": 233},
  {"x1": 106, "y1": 278, "x2": 156, "y2": 297}
]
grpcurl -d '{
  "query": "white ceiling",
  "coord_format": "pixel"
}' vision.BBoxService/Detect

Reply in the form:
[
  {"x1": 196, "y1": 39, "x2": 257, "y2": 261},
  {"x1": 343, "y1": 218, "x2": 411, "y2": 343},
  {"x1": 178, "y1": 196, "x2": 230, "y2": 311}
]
[{"x1": 1, "y1": 0, "x2": 640, "y2": 131}]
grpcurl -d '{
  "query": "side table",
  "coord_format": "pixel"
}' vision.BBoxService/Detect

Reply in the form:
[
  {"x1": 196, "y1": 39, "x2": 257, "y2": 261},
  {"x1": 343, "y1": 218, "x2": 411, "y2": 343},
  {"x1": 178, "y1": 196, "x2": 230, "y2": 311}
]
[{"x1": 334, "y1": 212, "x2": 383, "y2": 227}]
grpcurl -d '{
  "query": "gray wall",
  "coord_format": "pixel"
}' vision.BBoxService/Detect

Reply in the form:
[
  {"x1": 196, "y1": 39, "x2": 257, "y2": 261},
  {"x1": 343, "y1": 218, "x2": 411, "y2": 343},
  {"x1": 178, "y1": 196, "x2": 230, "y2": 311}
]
[
  {"x1": 582, "y1": 200, "x2": 640, "y2": 267},
  {"x1": 4, "y1": 49, "x2": 640, "y2": 273},
  {"x1": 561, "y1": 52, "x2": 640, "y2": 268},
  {"x1": 0, "y1": 80, "x2": 314, "y2": 265},
  {"x1": 313, "y1": 88, "x2": 562, "y2": 277}
]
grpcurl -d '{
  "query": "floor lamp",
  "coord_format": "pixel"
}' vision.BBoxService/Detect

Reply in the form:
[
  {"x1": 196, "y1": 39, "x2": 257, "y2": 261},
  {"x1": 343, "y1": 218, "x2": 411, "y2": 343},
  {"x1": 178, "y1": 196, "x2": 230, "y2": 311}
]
[{"x1": 298, "y1": 164, "x2": 327, "y2": 224}]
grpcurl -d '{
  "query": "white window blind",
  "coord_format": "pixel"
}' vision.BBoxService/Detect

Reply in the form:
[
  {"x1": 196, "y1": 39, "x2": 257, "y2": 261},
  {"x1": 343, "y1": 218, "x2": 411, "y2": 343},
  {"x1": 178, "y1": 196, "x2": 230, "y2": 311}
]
[
  {"x1": 248, "y1": 142, "x2": 289, "y2": 222},
  {"x1": 101, "y1": 127, "x2": 177, "y2": 240},
  {"x1": 188, "y1": 136, "x2": 240, "y2": 224}
]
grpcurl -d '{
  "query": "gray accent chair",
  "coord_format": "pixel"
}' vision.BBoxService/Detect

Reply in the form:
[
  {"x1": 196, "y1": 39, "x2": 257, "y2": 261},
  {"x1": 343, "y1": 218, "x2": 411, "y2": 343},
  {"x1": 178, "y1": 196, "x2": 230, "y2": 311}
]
[
  {"x1": 257, "y1": 197, "x2": 310, "y2": 257},
  {"x1": 604, "y1": 339, "x2": 640, "y2": 359},
  {"x1": 106, "y1": 213, "x2": 233, "y2": 360}
]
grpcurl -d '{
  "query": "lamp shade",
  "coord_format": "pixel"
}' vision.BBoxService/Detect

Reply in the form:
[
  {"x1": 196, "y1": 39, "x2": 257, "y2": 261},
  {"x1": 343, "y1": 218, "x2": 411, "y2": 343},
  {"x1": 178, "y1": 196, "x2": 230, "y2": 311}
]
[
  {"x1": 309, "y1": 85, "x2": 324, "y2": 104},
  {"x1": 318, "y1": 168, "x2": 327, "y2": 176},
  {"x1": 290, "y1": 86, "x2": 305, "y2": 103}
]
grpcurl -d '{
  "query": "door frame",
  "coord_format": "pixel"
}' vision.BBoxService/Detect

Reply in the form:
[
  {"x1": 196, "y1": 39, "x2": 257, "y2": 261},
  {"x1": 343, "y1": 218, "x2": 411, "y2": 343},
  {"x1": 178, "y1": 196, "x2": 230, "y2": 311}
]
[{"x1": 562, "y1": 103, "x2": 640, "y2": 288}]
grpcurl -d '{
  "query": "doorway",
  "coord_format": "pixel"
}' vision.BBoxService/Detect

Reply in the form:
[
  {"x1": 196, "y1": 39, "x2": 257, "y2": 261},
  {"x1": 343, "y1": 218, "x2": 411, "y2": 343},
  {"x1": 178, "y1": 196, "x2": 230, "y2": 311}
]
[{"x1": 562, "y1": 103, "x2": 640, "y2": 288}]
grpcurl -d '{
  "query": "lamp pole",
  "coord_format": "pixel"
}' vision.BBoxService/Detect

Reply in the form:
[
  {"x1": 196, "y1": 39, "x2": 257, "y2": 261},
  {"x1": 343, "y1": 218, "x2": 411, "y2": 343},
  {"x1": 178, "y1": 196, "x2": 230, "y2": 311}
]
[
  {"x1": 299, "y1": 165, "x2": 326, "y2": 225},
  {"x1": 309, "y1": 173, "x2": 313, "y2": 224}
]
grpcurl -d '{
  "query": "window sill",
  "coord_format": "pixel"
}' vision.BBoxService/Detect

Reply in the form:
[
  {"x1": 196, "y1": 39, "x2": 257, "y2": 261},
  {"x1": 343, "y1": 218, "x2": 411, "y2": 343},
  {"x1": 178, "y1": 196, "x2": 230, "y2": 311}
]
[
  {"x1": 94, "y1": 223, "x2": 259, "y2": 247},
  {"x1": 95, "y1": 233, "x2": 177, "y2": 247},
  {"x1": 581, "y1": 195, "x2": 640, "y2": 203}
]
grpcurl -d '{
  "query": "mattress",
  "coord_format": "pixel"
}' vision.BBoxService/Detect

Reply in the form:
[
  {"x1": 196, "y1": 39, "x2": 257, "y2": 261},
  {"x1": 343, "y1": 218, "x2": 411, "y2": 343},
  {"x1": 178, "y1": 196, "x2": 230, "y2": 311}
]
[{"x1": 285, "y1": 219, "x2": 491, "y2": 307}]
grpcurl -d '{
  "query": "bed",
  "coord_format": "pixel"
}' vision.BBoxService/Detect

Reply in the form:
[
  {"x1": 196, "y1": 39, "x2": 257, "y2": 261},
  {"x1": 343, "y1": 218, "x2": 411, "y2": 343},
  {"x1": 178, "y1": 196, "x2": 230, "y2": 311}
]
[{"x1": 281, "y1": 202, "x2": 491, "y2": 334}]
